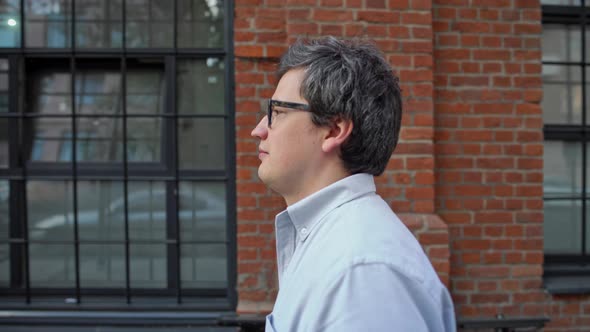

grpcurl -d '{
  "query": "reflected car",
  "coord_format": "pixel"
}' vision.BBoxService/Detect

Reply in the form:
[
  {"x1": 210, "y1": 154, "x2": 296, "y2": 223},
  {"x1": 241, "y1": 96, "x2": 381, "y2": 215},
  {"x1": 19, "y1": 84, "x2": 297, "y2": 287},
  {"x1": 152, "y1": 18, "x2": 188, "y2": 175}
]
[{"x1": 28, "y1": 188, "x2": 227, "y2": 245}]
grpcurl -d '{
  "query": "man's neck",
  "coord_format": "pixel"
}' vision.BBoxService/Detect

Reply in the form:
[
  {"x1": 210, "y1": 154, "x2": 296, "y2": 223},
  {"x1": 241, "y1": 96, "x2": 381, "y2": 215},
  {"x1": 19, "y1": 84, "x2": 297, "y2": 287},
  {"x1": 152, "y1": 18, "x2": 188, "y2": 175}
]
[{"x1": 282, "y1": 167, "x2": 351, "y2": 206}]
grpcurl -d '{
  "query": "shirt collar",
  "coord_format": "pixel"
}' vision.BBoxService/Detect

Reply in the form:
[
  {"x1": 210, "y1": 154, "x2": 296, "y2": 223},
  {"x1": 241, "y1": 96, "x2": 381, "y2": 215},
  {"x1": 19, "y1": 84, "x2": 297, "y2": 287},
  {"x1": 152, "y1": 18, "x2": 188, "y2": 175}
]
[{"x1": 276, "y1": 173, "x2": 376, "y2": 243}]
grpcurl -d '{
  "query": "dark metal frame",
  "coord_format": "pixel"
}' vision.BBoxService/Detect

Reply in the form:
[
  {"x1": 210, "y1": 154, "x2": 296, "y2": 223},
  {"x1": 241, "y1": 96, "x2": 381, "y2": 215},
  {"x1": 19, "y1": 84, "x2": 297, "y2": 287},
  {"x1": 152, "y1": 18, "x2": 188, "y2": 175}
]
[
  {"x1": 543, "y1": 4, "x2": 590, "y2": 279},
  {"x1": 0, "y1": 0, "x2": 236, "y2": 310}
]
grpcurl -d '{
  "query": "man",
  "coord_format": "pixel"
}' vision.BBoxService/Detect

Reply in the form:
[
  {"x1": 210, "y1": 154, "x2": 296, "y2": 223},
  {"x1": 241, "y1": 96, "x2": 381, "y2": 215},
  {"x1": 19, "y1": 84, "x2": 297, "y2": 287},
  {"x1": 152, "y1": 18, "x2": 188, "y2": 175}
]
[{"x1": 251, "y1": 37, "x2": 456, "y2": 332}]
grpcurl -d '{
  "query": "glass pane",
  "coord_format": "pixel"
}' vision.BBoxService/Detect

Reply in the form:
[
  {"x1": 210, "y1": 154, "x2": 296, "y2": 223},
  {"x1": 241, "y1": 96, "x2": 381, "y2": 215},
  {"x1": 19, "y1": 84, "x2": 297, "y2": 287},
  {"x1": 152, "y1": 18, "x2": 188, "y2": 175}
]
[
  {"x1": 125, "y1": 0, "x2": 173, "y2": 48},
  {"x1": 177, "y1": 0, "x2": 224, "y2": 48},
  {"x1": 0, "y1": 179, "x2": 8, "y2": 239},
  {"x1": 77, "y1": 181, "x2": 124, "y2": 241},
  {"x1": 544, "y1": 141, "x2": 582, "y2": 198},
  {"x1": 177, "y1": 58, "x2": 225, "y2": 115},
  {"x1": 29, "y1": 243, "x2": 75, "y2": 287},
  {"x1": 0, "y1": 118, "x2": 7, "y2": 166},
  {"x1": 0, "y1": 244, "x2": 7, "y2": 286},
  {"x1": 0, "y1": 0, "x2": 21, "y2": 47},
  {"x1": 0, "y1": 94, "x2": 7, "y2": 113},
  {"x1": 27, "y1": 180, "x2": 74, "y2": 241},
  {"x1": 126, "y1": 67, "x2": 165, "y2": 114},
  {"x1": 76, "y1": 117, "x2": 123, "y2": 162},
  {"x1": 544, "y1": 199, "x2": 582, "y2": 254},
  {"x1": 542, "y1": 65, "x2": 582, "y2": 125},
  {"x1": 179, "y1": 182, "x2": 226, "y2": 242},
  {"x1": 27, "y1": 118, "x2": 72, "y2": 162},
  {"x1": 181, "y1": 244, "x2": 227, "y2": 288},
  {"x1": 76, "y1": 70, "x2": 122, "y2": 115},
  {"x1": 75, "y1": 0, "x2": 122, "y2": 48},
  {"x1": 178, "y1": 118, "x2": 225, "y2": 169},
  {"x1": 127, "y1": 181, "x2": 166, "y2": 241},
  {"x1": 30, "y1": 70, "x2": 72, "y2": 115},
  {"x1": 80, "y1": 244, "x2": 125, "y2": 288},
  {"x1": 130, "y1": 243, "x2": 166, "y2": 288},
  {"x1": 542, "y1": 25, "x2": 581, "y2": 63},
  {"x1": 25, "y1": 0, "x2": 72, "y2": 48},
  {"x1": 127, "y1": 117, "x2": 162, "y2": 162}
]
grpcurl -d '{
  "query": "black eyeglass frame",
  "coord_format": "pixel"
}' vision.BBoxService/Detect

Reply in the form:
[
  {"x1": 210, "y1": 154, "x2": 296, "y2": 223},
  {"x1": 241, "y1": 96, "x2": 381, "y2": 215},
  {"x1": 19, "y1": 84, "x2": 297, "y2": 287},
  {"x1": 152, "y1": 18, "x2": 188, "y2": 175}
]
[{"x1": 267, "y1": 98, "x2": 311, "y2": 128}]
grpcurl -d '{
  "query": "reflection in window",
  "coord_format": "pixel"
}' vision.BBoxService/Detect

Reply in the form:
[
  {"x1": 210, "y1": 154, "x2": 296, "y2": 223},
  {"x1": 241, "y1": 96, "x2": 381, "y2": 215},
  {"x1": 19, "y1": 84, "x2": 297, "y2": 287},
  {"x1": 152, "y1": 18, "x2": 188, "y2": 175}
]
[
  {"x1": 126, "y1": 66, "x2": 165, "y2": 114},
  {"x1": 542, "y1": 65, "x2": 582, "y2": 124},
  {"x1": 0, "y1": 58, "x2": 8, "y2": 113},
  {"x1": 130, "y1": 243, "x2": 166, "y2": 288},
  {"x1": 178, "y1": 0, "x2": 224, "y2": 48},
  {"x1": 127, "y1": 117, "x2": 162, "y2": 162},
  {"x1": 544, "y1": 200, "x2": 582, "y2": 254},
  {"x1": 76, "y1": 181, "x2": 125, "y2": 241},
  {"x1": 75, "y1": 0, "x2": 123, "y2": 48},
  {"x1": 28, "y1": 118, "x2": 72, "y2": 162},
  {"x1": 75, "y1": 70, "x2": 122, "y2": 114},
  {"x1": 0, "y1": 118, "x2": 7, "y2": 167},
  {"x1": 178, "y1": 118, "x2": 225, "y2": 169},
  {"x1": 80, "y1": 244, "x2": 125, "y2": 288},
  {"x1": 125, "y1": 0, "x2": 173, "y2": 48},
  {"x1": 0, "y1": 179, "x2": 7, "y2": 286},
  {"x1": 181, "y1": 244, "x2": 227, "y2": 288},
  {"x1": 179, "y1": 181, "x2": 226, "y2": 242},
  {"x1": 177, "y1": 58, "x2": 225, "y2": 114},
  {"x1": 0, "y1": 244, "x2": 7, "y2": 286},
  {"x1": 27, "y1": 180, "x2": 74, "y2": 242},
  {"x1": 25, "y1": 0, "x2": 72, "y2": 48},
  {"x1": 543, "y1": 141, "x2": 582, "y2": 198},
  {"x1": 125, "y1": 181, "x2": 166, "y2": 241},
  {"x1": 0, "y1": 179, "x2": 8, "y2": 239},
  {"x1": 0, "y1": 0, "x2": 20, "y2": 47},
  {"x1": 29, "y1": 69, "x2": 72, "y2": 115},
  {"x1": 29, "y1": 243, "x2": 75, "y2": 287}
]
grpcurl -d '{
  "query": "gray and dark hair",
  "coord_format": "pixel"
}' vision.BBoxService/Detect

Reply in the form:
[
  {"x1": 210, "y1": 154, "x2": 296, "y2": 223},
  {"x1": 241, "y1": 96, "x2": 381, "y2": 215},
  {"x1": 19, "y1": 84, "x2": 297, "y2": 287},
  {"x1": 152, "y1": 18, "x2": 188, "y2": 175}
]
[{"x1": 277, "y1": 36, "x2": 402, "y2": 176}]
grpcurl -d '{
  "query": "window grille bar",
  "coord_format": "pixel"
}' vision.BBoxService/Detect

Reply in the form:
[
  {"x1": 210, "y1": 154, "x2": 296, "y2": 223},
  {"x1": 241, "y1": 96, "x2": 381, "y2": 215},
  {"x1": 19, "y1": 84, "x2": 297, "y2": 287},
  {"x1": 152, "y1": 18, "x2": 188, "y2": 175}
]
[
  {"x1": 173, "y1": 0, "x2": 182, "y2": 303},
  {"x1": 70, "y1": 0, "x2": 82, "y2": 305},
  {"x1": 581, "y1": 0, "x2": 588, "y2": 257},
  {"x1": 17, "y1": 0, "x2": 31, "y2": 304},
  {"x1": 122, "y1": 0, "x2": 132, "y2": 305},
  {"x1": 225, "y1": 0, "x2": 238, "y2": 308}
]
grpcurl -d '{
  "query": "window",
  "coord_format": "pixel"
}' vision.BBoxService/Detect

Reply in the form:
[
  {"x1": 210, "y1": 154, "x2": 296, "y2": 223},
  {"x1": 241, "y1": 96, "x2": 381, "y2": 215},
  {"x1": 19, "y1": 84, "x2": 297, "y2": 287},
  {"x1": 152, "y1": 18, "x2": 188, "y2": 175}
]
[
  {"x1": 0, "y1": 0, "x2": 234, "y2": 309},
  {"x1": 542, "y1": 1, "x2": 590, "y2": 292}
]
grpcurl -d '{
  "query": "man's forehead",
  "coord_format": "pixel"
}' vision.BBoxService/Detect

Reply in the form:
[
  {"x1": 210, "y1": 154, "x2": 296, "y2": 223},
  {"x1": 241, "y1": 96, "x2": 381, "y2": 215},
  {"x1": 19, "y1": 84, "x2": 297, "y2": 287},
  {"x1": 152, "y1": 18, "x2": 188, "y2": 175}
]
[{"x1": 272, "y1": 69, "x2": 307, "y2": 103}]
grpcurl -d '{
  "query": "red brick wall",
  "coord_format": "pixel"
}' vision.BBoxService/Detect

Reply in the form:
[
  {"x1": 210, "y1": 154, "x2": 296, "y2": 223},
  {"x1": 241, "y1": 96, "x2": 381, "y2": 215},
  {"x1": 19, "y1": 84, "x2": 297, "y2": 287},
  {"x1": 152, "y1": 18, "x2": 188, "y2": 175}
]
[
  {"x1": 432, "y1": 0, "x2": 551, "y2": 324},
  {"x1": 234, "y1": 1, "x2": 590, "y2": 330},
  {"x1": 234, "y1": 0, "x2": 450, "y2": 314}
]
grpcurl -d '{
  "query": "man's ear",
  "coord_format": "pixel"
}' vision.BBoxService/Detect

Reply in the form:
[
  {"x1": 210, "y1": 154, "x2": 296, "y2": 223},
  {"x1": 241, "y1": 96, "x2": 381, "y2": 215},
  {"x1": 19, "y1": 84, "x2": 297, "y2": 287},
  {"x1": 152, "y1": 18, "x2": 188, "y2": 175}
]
[{"x1": 321, "y1": 117, "x2": 353, "y2": 153}]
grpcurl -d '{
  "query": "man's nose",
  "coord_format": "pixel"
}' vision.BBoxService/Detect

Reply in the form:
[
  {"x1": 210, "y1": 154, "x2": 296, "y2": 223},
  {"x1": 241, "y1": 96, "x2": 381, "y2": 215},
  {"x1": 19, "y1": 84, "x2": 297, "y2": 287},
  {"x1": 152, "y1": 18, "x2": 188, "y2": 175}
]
[{"x1": 251, "y1": 116, "x2": 268, "y2": 139}]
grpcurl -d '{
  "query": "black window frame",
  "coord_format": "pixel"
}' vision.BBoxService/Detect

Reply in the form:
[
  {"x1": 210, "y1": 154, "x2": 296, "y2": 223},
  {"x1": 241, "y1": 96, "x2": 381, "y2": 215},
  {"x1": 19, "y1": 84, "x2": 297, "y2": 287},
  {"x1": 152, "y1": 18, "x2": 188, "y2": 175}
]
[
  {"x1": 0, "y1": 0, "x2": 237, "y2": 311},
  {"x1": 542, "y1": 4, "x2": 590, "y2": 294}
]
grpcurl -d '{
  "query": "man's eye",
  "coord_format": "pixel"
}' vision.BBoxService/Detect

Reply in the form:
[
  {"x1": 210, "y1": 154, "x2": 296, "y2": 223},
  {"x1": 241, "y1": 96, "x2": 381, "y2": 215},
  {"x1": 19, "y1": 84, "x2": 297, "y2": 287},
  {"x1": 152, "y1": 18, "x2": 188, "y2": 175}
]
[{"x1": 272, "y1": 108, "x2": 284, "y2": 116}]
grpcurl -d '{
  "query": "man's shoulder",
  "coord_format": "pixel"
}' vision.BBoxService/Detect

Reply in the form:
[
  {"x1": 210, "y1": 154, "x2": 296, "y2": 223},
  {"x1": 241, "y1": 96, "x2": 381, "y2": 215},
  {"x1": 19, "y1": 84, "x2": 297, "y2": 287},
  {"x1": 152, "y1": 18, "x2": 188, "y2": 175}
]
[{"x1": 314, "y1": 195, "x2": 432, "y2": 283}]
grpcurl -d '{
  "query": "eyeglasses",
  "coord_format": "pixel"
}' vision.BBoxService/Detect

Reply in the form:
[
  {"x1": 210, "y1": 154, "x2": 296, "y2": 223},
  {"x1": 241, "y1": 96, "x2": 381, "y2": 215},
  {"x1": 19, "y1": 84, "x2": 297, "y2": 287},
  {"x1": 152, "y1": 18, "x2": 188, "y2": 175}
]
[{"x1": 266, "y1": 99, "x2": 311, "y2": 128}]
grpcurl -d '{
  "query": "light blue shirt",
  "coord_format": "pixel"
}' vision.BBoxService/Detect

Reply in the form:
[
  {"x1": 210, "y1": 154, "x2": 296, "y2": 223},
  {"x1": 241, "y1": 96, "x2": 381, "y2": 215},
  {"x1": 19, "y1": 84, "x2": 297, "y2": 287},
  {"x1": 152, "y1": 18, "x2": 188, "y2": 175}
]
[{"x1": 265, "y1": 173, "x2": 456, "y2": 332}]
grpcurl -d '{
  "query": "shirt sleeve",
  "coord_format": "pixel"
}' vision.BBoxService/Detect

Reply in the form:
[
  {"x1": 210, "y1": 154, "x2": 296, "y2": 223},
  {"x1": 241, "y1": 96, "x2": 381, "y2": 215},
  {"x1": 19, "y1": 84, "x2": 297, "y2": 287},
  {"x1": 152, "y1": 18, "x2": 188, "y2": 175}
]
[{"x1": 316, "y1": 262, "x2": 454, "y2": 332}]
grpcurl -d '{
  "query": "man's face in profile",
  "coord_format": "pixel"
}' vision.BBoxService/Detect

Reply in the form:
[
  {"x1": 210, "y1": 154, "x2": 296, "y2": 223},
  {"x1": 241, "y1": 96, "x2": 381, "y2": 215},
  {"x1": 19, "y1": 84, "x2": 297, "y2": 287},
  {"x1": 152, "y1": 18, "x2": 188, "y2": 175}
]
[{"x1": 250, "y1": 69, "x2": 325, "y2": 196}]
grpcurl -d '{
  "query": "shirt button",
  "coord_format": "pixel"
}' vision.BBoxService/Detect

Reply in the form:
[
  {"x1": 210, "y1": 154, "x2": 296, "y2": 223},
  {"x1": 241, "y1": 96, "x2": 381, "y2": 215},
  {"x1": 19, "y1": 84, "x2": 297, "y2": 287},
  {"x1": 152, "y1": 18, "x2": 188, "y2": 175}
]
[{"x1": 300, "y1": 227, "x2": 308, "y2": 235}]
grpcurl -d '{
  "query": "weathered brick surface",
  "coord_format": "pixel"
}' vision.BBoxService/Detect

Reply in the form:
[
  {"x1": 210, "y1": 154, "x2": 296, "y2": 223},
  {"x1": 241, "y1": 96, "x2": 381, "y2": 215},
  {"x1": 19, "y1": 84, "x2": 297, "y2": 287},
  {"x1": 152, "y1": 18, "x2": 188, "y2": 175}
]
[
  {"x1": 234, "y1": 1, "x2": 586, "y2": 330},
  {"x1": 235, "y1": 0, "x2": 448, "y2": 314}
]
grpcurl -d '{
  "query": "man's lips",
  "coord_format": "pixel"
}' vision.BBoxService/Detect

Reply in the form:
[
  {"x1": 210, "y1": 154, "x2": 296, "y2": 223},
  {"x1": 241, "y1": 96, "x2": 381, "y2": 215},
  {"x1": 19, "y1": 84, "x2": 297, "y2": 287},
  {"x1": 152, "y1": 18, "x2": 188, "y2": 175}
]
[{"x1": 258, "y1": 148, "x2": 268, "y2": 159}]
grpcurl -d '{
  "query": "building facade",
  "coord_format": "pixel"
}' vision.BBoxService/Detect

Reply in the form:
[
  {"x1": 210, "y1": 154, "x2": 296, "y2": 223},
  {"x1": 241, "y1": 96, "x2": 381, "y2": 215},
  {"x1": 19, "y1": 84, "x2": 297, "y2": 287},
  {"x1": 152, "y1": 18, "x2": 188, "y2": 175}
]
[{"x1": 0, "y1": 0, "x2": 588, "y2": 331}]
